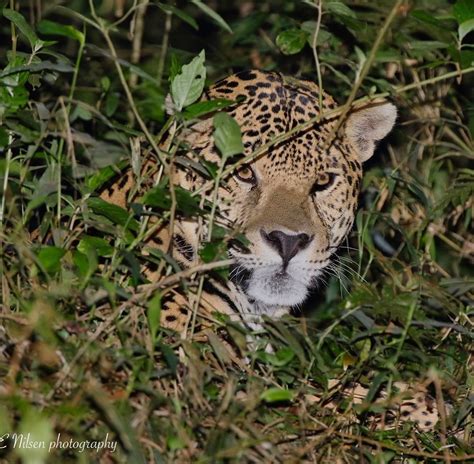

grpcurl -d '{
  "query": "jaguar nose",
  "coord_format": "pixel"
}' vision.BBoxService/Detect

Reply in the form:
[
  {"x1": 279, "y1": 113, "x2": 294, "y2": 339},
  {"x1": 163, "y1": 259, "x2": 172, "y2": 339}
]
[{"x1": 260, "y1": 229, "x2": 313, "y2": 265}]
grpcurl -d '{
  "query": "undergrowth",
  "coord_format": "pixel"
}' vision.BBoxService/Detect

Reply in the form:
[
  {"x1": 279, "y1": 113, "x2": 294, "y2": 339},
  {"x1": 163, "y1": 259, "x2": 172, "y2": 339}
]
[{"x1": 0, "y1": 0, "x2": 473, "y2": 462}]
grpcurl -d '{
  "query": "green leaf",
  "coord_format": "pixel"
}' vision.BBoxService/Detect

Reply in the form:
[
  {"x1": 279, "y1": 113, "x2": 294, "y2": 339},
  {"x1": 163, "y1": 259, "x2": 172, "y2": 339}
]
[
  {"x1": 142, "y1": 184, "x2": 171, "y2": 210},
  {"x1": 37, "y1": 19, "x2": 84, "y2": 44},
  {"x1": 0, "y1": 61, "x2": 74, "y2": 79},
  {"x1": 460, "y1": 49, "x2": 474, "y2": 68},
  {"x1": 167, "y1": 435, "x2": 185, "y2": 451},
  {"x1": 84, "y1": 160, "x2": 129, "y2": 193},
  {"x1": 326, "y1": 1, "x2": 357, "y2": 18},
  {"x1": 101, "y1": 76, "x2": 111, "y2": 92},
  {"x1": 70, "y1": 104, "x2": 92, "y2": 121},
  {"x1": 411, "y1": 10, "x2": 445, "y2": 29},
  {"x1": 169, "y1": 53, "x2": 182, "y2": 82},
  {"x1": 301, "y1": 21, "x2": 333, "y2": 46},
  {"x1": 87, "y1": 197, "x2": 139, "y2": 232},
  {"x1": 159, "y1": 343, "x2": 179, "y2": 374},
  {"x1": 158, "y1": 3, "x2": 198, "y2": 30},
  {"x1": 459, "y1": 18, "x2": 474, "y2": 41},
  {"x1": 260, "y1": 388, "x2": 294, "y2": 403},
  {"x1": 183, "y1": 98, "x2": 235, "y2": 119},
  {"x1": 118, "y1": 59, "x2": 160, "y2": 86},
  {"x1": 171, "y1": 50, "x2": 206, "y2": 111},
  {"x1": 73, "y1": 250, "x2": 90, "y2": 277},
  {"x1": 207, "y1": 331, "x2": 232, "y2": 364},
  {"x1": 202, "y1": 161, "x2": 219, "y2": 179},
  {"x1": 0, "y1": 127, "x2": 9, "y2": 148},
  {"x1": 190, "y1": 0, "x2": 233, "y2": 34},
  {"x1": 105, "y1": 91, "x2": 120, "y2": 117},
  {"x1": 74, "y1": 243, "x2": 98, "y2": 283},
  {"x1": 78, "y1": 236, "x2": 113, "y2": 257},
  {"x1": 37, "y1": 246, "x2": 66, "y2": 274},
  {"x1": 199, "y1": 241, "x2": 227, "y2": 263},
  {"x1": 454, "y1": 0, "x2": 474, "y2": 24},
  {"x1": 276, "y1": 28, "x2": 308, "y2": 55},
  {"x1": 142, "y1": 184, "x2": 203, "y2": 216},
  {"x1": 148, "y1": 294, "x2": 161, "y2": 344},
  {"x1": 262, "y1": 347, "x2": 295, "y2": 367},
  {"x1": 175, "y1": 187, "x2": 203, "y2": 215},
  {"x1": 2, "y1": 8, "x2": 41, "y2": 50},
  {"x1": 409, "y1": 41, "x2": 449, "y2": 52},
  {"x1": 213, "y1": 112, "x2": 244, "y2": 158}
]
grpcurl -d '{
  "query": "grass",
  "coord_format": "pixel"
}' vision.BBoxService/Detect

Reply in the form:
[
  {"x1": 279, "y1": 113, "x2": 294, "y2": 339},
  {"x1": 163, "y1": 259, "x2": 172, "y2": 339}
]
[{"x1": 0, "y1": 0, "x2": 473, "y2": 462}]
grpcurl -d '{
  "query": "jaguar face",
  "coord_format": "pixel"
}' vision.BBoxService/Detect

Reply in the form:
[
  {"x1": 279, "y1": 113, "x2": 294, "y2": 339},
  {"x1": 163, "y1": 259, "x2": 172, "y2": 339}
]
[
  {"x1": 210, "y1": 74, "x2": 397, "y2": 310},
  {"x1": 228, "y1": 136, "x2": 364, "y2": 308},
  {"x1": 179, "y1": 70, "x2": 396, "y2": 312}
]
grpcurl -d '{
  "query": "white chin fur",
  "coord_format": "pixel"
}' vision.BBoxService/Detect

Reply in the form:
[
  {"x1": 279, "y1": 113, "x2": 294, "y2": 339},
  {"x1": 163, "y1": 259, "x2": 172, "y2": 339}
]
[{"x1": 246, "y1": 267, "x2": 311, "y2": 307}]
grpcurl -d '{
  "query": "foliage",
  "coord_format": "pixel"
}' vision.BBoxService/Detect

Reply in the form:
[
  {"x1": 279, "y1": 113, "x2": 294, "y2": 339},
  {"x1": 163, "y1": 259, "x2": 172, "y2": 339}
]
[{"x1": 0, "y1": 0, "x2": 473, "y2": 462}]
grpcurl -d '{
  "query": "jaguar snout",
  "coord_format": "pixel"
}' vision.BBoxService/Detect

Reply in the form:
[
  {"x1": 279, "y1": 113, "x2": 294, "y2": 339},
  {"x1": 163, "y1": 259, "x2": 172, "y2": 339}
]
[{"x1": 260, "y1": 229, "x2": 313, "y2": 266}]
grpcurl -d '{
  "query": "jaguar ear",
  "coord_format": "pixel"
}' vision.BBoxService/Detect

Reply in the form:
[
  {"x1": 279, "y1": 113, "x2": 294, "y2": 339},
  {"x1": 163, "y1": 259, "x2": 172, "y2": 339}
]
[{"x1": 345, "y1": 102, "x2": 397, "y2": 162}]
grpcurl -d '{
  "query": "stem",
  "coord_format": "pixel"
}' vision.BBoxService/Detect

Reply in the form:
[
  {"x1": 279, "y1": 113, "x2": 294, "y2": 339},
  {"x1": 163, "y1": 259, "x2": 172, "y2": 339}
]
[
  {"x1": 311, "y1": 0, "x2": 324, "y2": 113},
  {"x1": 206, "y1": 159, "x2": 226, "y2": 242},
  {"x1": 157, "y1": 10, "x2": 172, "y2": 87},
  {"x1": 189, "y1": 275, "x2": 205, "y2": 337},
  {"x1": 10, "y1": 0, "x2": 17, "y2": 60},
  {"x1": 89, "y1": 0, "x2": 168, "y2": 169},
  {"x1": 129, "y1": 0, "x2": 149, "y2": 89},
  {"x1": 135, "y1": 259, "x2": 235, "y2": 296},
  {"x1": 0, "y1": 134, "x2": 13, "y2": 227},
  {"x1": 324, "y1": 0, "x2": 404, "y2": 148},
  {"x1": 56, "y1": 29, "x2": 86, "y2": 226},
  {"x1": 392, "y1": 298, "x2": 417, "y2": 364},
  {"x1": 192, "y1": 64, "x2": 474, "y2": 199}
]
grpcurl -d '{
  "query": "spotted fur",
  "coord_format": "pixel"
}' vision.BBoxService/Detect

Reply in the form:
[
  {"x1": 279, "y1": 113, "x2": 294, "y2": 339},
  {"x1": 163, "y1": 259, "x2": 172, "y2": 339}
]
[
  {"x1": 102, "y1": 70, "x2": 398, "y2": 326},
  {"x1": 100, "y1": 71, "x2": 442, "y2": 429}
]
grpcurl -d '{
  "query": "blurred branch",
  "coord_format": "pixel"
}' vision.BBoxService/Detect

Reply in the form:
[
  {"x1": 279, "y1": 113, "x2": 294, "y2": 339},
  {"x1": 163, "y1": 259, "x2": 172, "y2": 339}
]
[
  {"x1": 133, "y1": 259, "x2": 235, "y2": 297},
  {"x1": 157, "y1": 9, "x2": 172, "y2": 87},
  {"x1": 129, "y1": 0, "x2": 149, "y2": 89},
  {"x1": 310, "y1": 0, "x2": 323, "y2": 112}
]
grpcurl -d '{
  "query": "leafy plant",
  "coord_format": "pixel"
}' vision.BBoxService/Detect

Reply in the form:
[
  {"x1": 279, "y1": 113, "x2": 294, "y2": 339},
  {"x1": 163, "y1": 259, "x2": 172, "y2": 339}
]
[{"x1": 0, "y1": 1, "x2": 472, "y2": 462}]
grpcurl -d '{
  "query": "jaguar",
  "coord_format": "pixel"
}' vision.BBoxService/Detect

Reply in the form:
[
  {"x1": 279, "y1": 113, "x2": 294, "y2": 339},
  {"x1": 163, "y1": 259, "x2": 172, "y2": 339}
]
[
  {"x1": 100, "y1": 70, "x2": 443, "y2": 431},
  {"x1": 102, "y1": 69, "x2": 396, "y2": 329}
]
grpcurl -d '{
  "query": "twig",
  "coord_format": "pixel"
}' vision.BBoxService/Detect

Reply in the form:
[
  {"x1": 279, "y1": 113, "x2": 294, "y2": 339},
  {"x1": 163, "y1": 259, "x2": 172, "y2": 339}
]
[
  {"x1": 0, "y1": 134, "x2": 13, "y2": 227},
  {"x1": 391, "y1": 297, "x2": 417, "y2": 364},
  {"x1": 10, "y1": 0, "x2": 17, "y2": 60},
  {"x1": 111, "y1": 0, "x2": 139, "y2": 28},
  {"x1": 56, "y1": 25, "x2": 86, "y2": 227},
  {"x1": 192, "y1": 65, "x2": 474, "y2": 199},
  {"x1": 189, "y1": 275, "x2": 205, "y2": 337},
  {"x1": 137, "y1": 259, "x2": 235, "y2": 296},
  {"x1": 129, "y1": 0, "x2": 149, "y2": 89},
  {"x1": 88, "y1": 0, "x2": 168, "y2": 170},
  {"x1": 157, "y1": 9, "x2": 172, "y2": 87},
  {"x1": 324, "y1": 0, "x2": 404, "y2": 148},
  {"x1": 311, "y1": 0, "x2": 324, "y2": 113},
  {"x1": 430, "y1": 369, "x2": 451, "y2": 464}
]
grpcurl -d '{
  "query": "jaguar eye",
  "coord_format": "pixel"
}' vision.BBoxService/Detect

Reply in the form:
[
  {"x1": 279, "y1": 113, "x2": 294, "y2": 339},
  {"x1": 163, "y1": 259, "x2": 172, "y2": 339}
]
[
  {"x1": 311, "y1": 172, "x2": 336, "y2": 194},
  {"x1": 235, "y1": 165, "x2": 257, "y2": 185}
]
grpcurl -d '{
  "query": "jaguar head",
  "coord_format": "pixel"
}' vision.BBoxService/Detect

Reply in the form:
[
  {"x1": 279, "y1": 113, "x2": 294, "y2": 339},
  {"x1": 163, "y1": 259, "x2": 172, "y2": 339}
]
[{"x1": 226, "y1": 91, "x2": 396, "y2": 310}]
